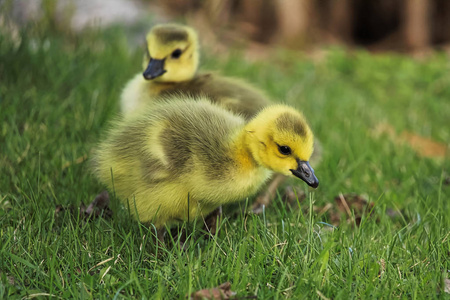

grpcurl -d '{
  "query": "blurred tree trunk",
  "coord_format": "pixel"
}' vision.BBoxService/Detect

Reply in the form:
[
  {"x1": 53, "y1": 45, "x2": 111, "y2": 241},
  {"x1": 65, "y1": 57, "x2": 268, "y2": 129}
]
[
  {"x1": 237, "y1": 0, "x2": 277, "y2": 43},
  {"x1": 432, "y1": 0, "x2": 450, "y2": 44},
  {"x1": 328, "y1": 0, "x2": 352, "y2": 43},
  {"x1": 274, "y1": 0, "x2": 312, "y2": 45},
  {"x1": 403, "y1": 0, "x2": 431, "y2": 50}
]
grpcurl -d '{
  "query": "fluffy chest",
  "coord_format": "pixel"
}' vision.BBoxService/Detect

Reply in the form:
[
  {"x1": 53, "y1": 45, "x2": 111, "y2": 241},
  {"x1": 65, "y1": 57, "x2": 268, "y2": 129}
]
[
  {"x1": 224, "y1": 166, "x2": 272, "y2": 198},
  {"x1": 193, "y1": 165, "x2": 272, "y2": 205}
]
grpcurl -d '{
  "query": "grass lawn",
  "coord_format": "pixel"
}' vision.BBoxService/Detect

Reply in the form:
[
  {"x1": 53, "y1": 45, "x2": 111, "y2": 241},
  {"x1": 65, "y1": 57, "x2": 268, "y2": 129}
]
[{"x1": 1, "y1": 21, "x2": 449, "y2": 299}]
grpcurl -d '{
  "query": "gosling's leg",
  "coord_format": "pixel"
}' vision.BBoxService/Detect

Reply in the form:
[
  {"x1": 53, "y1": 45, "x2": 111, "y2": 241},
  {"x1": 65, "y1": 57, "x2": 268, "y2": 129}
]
[
  {"x1": 202, "y1": 206, "x2": 223, "y2": 236},
  {"x1": 152, "y1": 227, "x2": 166, "y2": 249}
]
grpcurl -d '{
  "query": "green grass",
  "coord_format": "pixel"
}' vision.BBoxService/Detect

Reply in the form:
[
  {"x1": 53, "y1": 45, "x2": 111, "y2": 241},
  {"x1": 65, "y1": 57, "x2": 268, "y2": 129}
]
[{"x1": 1, "y1": 21, "x2": 449, "y2": 299}]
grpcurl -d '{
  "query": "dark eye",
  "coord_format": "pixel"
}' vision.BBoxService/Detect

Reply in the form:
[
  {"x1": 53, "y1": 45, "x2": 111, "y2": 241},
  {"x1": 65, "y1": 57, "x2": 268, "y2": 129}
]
[
  {"x1": 171, "y1": 49, "x2": 182, "y2": 59},
  {"x1": 278, "y1": 145, "x2": 291, "y2": 155}
]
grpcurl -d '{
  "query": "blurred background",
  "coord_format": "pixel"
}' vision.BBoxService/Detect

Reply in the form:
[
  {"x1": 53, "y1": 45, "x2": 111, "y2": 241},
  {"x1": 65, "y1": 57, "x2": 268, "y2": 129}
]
[
  {"x1": 1, "y1": 2, "x2": 450, "y2": 298},
  {"x1": 3, "y1": 0, "x2": 450, "y2": 55}
]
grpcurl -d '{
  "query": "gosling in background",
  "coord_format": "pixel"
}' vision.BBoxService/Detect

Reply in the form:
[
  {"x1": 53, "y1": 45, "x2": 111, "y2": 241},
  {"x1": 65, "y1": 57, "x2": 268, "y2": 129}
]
[
  {"x1": 93, "y1": 96, "x2": 318, "y2": 233},
  {"x1": 120, "y1": 23, "x2": 271, "y2": 119}
]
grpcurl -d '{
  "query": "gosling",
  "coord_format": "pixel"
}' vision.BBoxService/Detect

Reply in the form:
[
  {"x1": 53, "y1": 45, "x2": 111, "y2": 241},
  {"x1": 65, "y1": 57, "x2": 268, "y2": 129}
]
[
  {"x1": 120, "y1": 23, "x2": 271, "y2": 119},
  {"x1": 94, "y1": 97, "x2": 318, "y2": 230}
]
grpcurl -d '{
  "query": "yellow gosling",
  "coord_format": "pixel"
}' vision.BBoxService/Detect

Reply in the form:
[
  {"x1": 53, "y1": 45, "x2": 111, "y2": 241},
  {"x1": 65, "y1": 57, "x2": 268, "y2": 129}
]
[
  {"x1": 120, "y1": 23, "x2": 271, "y2": 119},
  {"x1": 93, "y1": 97, "x2": 318, "y2": 229}
]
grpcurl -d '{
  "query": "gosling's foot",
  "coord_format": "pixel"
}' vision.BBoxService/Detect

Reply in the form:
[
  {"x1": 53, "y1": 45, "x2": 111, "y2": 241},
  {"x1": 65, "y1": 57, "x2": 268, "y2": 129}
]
[{"x1": 203, "y1": 206, "x2": 223, "y2": 236}]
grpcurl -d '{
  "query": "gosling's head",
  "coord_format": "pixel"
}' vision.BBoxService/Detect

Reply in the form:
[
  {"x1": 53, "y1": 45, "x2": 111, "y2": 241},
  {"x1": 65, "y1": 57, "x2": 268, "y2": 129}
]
[
  {"x1": 246, "y1": 105, "x2": 319, "y2": 188},
  {"x1": 142, "y1": 24, "x2": 199, "y2": 83}
]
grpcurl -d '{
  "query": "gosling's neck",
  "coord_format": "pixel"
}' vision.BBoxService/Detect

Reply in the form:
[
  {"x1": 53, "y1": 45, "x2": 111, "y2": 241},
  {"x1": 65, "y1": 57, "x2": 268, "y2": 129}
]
[
  {"x1": 232, "y1": 129, "x2": 260, "y2": 172},
  {"x1": 145, "y1": 71, "x2": 197, "y2": 85}
]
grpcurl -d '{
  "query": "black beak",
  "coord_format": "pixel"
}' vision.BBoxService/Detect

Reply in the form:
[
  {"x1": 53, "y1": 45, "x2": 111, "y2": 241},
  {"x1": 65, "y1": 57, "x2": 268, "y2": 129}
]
[
  {"x1": 290, "y1": 160, "x2": 319, "y2": 188},
  {"x1": 143, "y1": 58, "x2": 167, "y2": 80}
]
